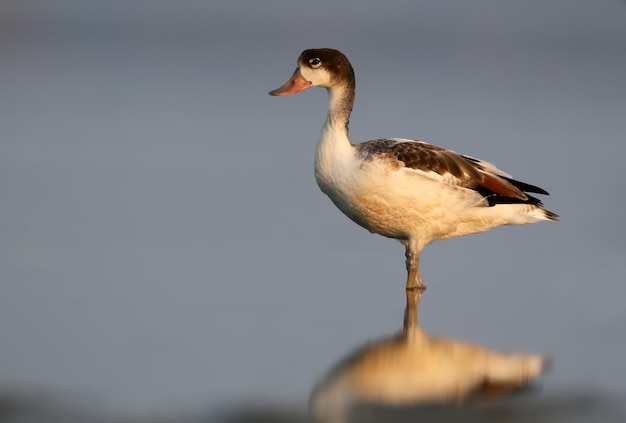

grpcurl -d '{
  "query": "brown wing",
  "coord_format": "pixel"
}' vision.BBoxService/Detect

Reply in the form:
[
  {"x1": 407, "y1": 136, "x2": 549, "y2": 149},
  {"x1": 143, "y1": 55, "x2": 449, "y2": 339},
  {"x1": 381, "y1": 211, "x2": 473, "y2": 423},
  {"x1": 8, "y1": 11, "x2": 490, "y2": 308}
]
[{"x1": 357, "y1": 138, "x2": 529, "y2": 201}]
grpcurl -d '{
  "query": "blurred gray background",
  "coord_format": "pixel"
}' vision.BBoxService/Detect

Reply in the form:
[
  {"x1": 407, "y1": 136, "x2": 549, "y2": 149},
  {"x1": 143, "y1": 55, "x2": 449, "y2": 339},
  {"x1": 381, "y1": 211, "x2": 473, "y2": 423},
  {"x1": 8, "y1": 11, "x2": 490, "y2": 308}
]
[{"x1": 1, "y1": 0, "x2": 625, "y2": 420}]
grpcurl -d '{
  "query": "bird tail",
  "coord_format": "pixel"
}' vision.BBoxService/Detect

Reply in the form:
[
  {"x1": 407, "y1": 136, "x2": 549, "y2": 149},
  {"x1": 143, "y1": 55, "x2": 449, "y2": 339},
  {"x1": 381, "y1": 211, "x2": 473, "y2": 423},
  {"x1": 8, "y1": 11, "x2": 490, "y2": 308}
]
[
  {"x1": 525, "y1": 205, "x2": 559, "y2": 222},
  {"x1": 484, "y1": 203, "x2": 559, "y2": 225}
]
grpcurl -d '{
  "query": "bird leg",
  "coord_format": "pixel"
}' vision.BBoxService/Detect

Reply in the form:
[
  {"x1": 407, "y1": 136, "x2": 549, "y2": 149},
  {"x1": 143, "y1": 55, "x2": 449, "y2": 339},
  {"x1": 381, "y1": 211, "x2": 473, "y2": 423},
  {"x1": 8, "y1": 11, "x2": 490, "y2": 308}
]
[
  {"x1": 403, "y1": 240, "x2": 426, "y2": 291},
  {"x1": 403, "y1": 288, "x2": 424, "y2": 337}
]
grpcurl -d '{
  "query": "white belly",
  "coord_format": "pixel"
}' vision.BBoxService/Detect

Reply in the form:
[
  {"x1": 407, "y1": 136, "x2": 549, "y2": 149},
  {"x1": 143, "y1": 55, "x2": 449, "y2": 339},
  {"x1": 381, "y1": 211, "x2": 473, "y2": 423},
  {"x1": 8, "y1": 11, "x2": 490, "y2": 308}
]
[{"x1": 315, "y1": 152, "x2": 491, "y2": 243}]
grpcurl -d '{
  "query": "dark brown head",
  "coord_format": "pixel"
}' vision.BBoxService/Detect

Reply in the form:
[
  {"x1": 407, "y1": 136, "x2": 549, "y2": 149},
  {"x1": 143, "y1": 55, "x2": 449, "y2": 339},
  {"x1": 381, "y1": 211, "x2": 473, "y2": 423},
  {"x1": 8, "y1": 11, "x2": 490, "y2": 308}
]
[{"x1": 269, "y1": 48, "x2": 355, "y2": 96}]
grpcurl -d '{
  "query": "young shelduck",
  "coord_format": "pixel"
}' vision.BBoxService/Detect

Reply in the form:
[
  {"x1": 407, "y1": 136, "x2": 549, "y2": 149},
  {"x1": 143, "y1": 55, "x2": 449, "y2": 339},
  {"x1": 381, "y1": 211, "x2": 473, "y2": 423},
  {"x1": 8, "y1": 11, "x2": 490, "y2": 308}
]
[{"x1": 269, "y1": 48, "x2": 557, "y2": 290}]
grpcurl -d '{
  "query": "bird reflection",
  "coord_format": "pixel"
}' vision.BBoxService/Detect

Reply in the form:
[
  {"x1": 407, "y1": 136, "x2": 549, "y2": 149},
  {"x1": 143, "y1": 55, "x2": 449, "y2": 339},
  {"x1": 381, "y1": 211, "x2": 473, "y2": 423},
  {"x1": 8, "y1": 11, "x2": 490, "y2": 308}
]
[{"x1": 310, "y1": 290, "x2": 550, "y2": 422}]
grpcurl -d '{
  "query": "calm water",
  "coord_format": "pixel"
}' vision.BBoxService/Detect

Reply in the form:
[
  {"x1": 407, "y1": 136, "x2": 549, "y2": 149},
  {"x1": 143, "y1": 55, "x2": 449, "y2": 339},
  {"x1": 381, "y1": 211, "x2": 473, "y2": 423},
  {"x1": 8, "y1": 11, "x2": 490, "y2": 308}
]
[{"x1": 2, "y1": 1, "x2": 625, "y2": 422}]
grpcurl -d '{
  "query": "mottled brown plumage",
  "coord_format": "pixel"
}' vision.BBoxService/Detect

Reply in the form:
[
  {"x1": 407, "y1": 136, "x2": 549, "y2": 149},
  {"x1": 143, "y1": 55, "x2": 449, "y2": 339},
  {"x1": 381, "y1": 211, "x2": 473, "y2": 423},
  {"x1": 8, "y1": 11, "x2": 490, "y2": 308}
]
[
  {"x1": 356, "y1": 138, "x2": 543, "y2": 203},
  {"x1": 357, "y1": 139, "x2": 481, "y2": 186}
]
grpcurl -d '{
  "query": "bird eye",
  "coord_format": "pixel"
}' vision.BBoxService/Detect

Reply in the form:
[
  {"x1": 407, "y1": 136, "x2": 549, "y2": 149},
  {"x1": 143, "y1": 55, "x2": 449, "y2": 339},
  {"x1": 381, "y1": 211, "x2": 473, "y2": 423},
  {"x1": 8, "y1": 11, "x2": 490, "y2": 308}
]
[{"x1": 309, "y1": 58, "x2": 322, "y2": 68}]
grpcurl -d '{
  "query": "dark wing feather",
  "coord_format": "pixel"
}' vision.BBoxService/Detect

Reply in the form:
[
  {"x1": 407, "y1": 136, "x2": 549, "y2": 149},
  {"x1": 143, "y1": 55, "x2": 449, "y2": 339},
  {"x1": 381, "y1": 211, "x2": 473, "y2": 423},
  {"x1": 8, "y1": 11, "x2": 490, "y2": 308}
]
[
  {"x1": 357, "y1": 138, "x2": 551, "y2": 206},
  {"x1": 357, "y1": 139, "x2": 482, "y2": 186},
  {"x1": 463, "y1": 155, "x2": 549, "y2": 195},
  {"x1": 501, "y1": 176, "x2": 549, "y2": 196}
]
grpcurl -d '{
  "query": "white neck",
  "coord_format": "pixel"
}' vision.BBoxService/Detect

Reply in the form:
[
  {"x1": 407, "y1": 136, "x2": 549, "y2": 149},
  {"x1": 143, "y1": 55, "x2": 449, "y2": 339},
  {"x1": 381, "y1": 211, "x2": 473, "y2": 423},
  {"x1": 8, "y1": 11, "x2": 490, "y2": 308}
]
[{"x1": 315, "y1": 85, "x2": 356, "y2": 191}]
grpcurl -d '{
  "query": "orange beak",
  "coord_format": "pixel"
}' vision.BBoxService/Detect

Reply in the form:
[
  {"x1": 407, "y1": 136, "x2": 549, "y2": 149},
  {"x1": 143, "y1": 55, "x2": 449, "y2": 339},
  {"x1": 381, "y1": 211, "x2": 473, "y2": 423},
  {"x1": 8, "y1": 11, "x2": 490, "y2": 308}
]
[{"x1": 268, "y1": 68, "x2": 312, "y2": 96}]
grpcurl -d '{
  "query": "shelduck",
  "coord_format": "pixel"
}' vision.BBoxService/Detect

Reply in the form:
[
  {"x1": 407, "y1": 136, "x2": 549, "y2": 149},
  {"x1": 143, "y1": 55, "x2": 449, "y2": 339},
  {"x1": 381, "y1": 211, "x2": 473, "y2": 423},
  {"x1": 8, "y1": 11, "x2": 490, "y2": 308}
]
[{"x1": 269, "y1": 48, "x2": 557, "y2": 290}]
